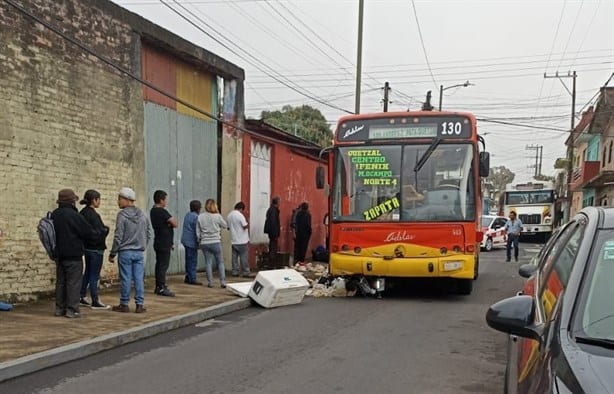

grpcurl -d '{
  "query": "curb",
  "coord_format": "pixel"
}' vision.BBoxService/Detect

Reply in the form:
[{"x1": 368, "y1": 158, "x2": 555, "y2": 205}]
[{"x1": 0, "y1": 298, "x2": 252, "y2": 383}]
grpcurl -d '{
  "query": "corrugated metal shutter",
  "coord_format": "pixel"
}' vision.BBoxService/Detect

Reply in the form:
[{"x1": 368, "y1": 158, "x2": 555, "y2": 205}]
[{"x1": 144, "y1": 102, "x2": 218, "y2": 276}]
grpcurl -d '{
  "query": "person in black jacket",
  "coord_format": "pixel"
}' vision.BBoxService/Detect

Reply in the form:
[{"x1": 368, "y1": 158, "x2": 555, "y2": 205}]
[
  {"x1": 264, "y1": 196, "x2": 281, "y2": 262},
  {"x1": 51, "y1": 189, "x2": 96, "y2": 318},
  {"x1": 79, "y1": 190, "x2": 110, "y2": 309},
  {"x1": 293, "y1": 202, "x2": 312, "y2": 265}
]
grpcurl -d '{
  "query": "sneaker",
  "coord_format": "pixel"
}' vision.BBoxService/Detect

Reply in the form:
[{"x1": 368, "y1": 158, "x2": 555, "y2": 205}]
[
  {"x1": 90, "y1": 300, "x2": 110, "y2": 310},
  {"x1": 79, "y1": 298, "x2": 90, "y2": 306},
  {"x1": 231, "y1": 272, "x2": 239, "y2": 277},
  {"x1": 156, "y1": 287, "x2": 175, "y2": 297},
  {"x1": 186, "y1": 280, "x2": 203, "y2": 286},
  {"x1": 65, "y1": 311, "x2": 81, "y2": 319},
  {"x1": 112, "y1": 304, "x2": 130, "y2": 313},
  {"x1": 242, "y1": 273, "x2": 255, "y2": 278},
  {"x1": 54, "y1": 309, "x2": 66, "y2": 317},
  {"x1": 505, "y1": 259, "x2": 511, "y2": 262},
  {"x1": 221, "y1": 283, "x2": 227, "y2": 289},
  {"x1": 207, "y1": 283, "x2": 214, "y2": 288},
  {"x1": 135, "y1": 304, "x2": 147, "y2": 314}
]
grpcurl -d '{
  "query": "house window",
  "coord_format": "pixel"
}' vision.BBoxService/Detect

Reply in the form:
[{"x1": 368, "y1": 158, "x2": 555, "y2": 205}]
[
  {"x1": 609, "y1": 141, "x2": 612, "y2": 163},
  {"x1": 603, "y1": 147, "x2": 606, "y2": 167}
]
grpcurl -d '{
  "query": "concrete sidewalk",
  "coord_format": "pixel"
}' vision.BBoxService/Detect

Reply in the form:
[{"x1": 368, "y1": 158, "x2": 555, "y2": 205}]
[{"x1": 0, "y1": 273, "x2": 254, "y2": 383}]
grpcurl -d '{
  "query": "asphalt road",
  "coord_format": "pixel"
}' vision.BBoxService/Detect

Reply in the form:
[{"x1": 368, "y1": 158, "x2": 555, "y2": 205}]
[{"x1": 1, "y1": 243, "x2": 541, "y2": 394}]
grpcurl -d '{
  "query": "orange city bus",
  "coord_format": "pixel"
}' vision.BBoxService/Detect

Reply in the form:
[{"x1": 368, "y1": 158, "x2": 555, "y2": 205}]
[{"x1": 316, "y1": 111, "x2": 490, "y2": 295}]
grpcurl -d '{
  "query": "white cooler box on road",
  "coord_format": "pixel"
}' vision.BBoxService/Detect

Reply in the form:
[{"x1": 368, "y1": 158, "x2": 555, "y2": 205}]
[{"x1": 248, "y1": 269, "x2": 309, "y2": 308}]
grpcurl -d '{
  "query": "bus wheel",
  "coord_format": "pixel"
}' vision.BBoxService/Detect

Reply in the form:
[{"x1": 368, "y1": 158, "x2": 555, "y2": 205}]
[{"x1": 457, "y1": 279, "x2": 473, "y2": 295}]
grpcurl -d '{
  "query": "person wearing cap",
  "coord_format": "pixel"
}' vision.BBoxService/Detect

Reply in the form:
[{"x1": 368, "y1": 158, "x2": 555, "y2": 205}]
[
  {"x1": 109, "y1": 187, "x2": 153, "y2": 313},
  {"x1": 51, "y1": 188, "x2": 97, "y2": 318}
]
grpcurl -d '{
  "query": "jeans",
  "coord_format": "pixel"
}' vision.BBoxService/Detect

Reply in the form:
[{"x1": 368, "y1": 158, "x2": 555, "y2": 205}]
[
  {"x1": 154, "y1": 248, "x2": 171, "y2": 289},
  {"x1": 80, "y1": 250, "x2": 104, "y2": 301},
  {"x1": 200, "y1": 242, "x2": 226, "y2": 285},
  {"x1": 506, "y1": 234, "x2": 520, "y2": 260},
  {"x1": 56, "y1": 259, "x2": 83, "y2": 314},
  {"x1": 231, "y1": 243, "x2": 250, "y2": 275},
  {"x1": 184, "y1": 246, "x2": 198, "y2": 282},
  {"x1": 118, "y1": 250, "x2": 145, "y2": 306}
]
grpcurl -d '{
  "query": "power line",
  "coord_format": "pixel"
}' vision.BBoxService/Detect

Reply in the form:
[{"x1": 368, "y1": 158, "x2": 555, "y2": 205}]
[
  {"x1": 410, "y1": 0, "x2": 437, "y2": 90},
  {"x1": 159, "y1": 0, "x2": 354, "y2": 114},
  {"x1": 2, "y1": 0, "x2": 325, "y2": 151}
]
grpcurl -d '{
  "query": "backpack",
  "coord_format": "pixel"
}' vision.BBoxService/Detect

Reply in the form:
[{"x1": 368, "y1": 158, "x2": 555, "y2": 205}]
[{"x1": 37, "y1": 212, "x2": 57, "y2": 262}]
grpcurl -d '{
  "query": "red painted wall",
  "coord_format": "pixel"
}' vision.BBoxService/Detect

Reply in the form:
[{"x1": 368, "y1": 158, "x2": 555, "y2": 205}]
[{"x1": 242, "y1": 134, "x2": 327, "y2": 266}]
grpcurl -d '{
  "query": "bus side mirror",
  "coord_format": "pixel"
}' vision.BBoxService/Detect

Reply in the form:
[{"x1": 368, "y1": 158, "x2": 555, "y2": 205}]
[
  {"x1": 479, "y1": 152, "x2": 490, "y2": 177},
  {"x1": 316, "y1": 166, "x2": 325, "y2": 189}
]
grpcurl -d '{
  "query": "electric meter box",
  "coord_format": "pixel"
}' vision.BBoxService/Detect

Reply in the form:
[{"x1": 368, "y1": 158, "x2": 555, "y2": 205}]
[{"x1": 248, "y1": 269, "x2": 309, "y2": 308}]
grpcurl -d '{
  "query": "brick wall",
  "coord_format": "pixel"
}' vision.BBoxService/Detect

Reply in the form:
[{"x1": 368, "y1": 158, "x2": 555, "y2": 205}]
[{"x1": 0, "y1": 0, "x2": 144, "y2": 301}]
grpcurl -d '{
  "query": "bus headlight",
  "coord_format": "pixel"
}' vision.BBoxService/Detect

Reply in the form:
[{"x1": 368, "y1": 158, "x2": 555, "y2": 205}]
[
  {"x1": 443, "y1": 261, "x2": 463, "y2": 271},
  {"x1": 544, "y1": 217, "x2": 552, "y2": 224}
]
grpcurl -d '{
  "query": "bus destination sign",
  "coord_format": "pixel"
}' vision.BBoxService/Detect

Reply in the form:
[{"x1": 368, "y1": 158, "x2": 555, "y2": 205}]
[
  {"x1": 337, "y1": 115, "x2": 472, "y2": 142},
  {"x1": 368, "y1": 124, "x2": 438, "y2": 139}
]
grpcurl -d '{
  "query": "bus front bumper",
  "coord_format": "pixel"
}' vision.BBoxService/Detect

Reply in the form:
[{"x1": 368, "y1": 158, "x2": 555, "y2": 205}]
[{"x1": 329, "y1": 253, "x2": 476, "y2": 279}]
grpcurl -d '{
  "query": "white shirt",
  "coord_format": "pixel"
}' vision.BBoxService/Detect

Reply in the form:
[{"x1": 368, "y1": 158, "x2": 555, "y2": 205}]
[{"x1": 227, "y1": 210, "x2": 249, "y2": 245}]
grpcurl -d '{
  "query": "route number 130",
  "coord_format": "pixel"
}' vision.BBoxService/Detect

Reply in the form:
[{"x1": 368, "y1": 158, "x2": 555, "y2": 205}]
[{"x1": 441, "y1": 122, "x2": 462, "y2": 135}]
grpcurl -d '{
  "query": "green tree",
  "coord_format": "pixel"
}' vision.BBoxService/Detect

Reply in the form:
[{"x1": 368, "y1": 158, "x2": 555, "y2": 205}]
[
  {"x1": 487, "y1": 166, "x2": 516, "y2": 194},
  {"x1": 261, "y1": 105, "x2": 332, "y2": 147}
]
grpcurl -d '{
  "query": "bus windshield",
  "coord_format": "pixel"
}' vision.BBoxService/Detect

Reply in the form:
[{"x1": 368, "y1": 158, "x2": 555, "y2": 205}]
[{"x1": 331, "y1": 143, "x2": 476, "y2": 222}]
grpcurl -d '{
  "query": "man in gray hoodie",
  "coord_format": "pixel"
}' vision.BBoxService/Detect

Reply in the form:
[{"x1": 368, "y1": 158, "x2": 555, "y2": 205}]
[{"x1": 108, "y1": 187, "x2": 152, "y2": 313}]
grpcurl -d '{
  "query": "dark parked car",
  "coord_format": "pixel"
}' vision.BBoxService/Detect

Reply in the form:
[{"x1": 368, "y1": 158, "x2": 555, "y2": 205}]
[{"x1": 486, "y1": 207, "x2": 614, "y2": 393}]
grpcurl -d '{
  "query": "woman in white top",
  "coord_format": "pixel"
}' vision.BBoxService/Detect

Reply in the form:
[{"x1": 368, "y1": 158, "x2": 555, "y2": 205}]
[{"x1": 197, "y1": 199, "x2": 228, "y2": 288}]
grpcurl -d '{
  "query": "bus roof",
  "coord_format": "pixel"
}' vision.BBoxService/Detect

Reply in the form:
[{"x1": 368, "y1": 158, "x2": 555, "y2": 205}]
[{"x1": 335, "y1": 110, "x2": 476, "y2": 125}]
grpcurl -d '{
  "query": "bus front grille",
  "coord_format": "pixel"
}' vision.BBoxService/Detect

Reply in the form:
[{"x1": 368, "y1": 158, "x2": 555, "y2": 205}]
[{"x1": 519, "y1": 214, "x2": 541, "y2": 224}]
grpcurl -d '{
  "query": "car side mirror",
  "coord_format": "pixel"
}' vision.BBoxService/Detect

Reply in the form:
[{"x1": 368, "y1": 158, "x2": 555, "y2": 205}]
[
  {"x1": 485, "y1": 295, "x2": 543, "y2": 342},
  {"x1": 518, "y1": 263, "x2": 538, "y2": 278},
  {"x1": 316, "y1": 166, "x2": 325, "y2": 189}
]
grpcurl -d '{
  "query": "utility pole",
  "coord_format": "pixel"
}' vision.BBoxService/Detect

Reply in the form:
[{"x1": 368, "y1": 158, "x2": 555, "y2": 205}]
[
  {"x1": 538, "y1": 145, "x2": 543, "y2": 176},
  {"x1": 544, "y1": 71, "x2": 576, "y2": 222},
  {"x1": 526, "y1": 144, "x2": 542, "y2": 177},
  {"x1": 354, "y1": 0, "x2": 364, "y2": 114},
  {"x1": 382, "y1": 81, "x2": 391, "y2": 112}
]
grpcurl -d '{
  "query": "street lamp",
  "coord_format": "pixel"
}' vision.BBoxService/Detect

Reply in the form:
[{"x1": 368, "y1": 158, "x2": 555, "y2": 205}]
[{"x1": 439, "y1": 81, "x2": 472, "y2": 111}]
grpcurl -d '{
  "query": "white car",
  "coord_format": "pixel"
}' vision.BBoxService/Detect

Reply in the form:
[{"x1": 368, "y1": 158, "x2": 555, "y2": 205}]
[{"x1": 480, "y1": 215, "x2": 508, "y2": 251}]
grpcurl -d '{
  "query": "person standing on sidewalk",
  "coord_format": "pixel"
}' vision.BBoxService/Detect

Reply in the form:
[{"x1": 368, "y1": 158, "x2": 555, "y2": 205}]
[
  {"x1": 109, "y1": 187, "x2": 152, "y2": 313},
  {"x1": 227, "y1": 201, "x2": 251, "y2": 277},
  {"x1": 79, "y1": 189, "x2": 111, "y2": 310},
  {"x1": 197, "y1": 199, "x2": 228, "y2": 288},
  {"x1": 181, "y1": 200, "x2": 202, "y2": 285},
  {"x1": 293, "y1": 202, "x2": 312, "y2": 265},
  {"x1": 52, "y1": 188, "x2": 96, "y2": 318},
  {"x1": 264, "y1": 196, "x2": 281, "y2": 263},
  {"x1": 150, "y1": 190, "x2": 178, "y2": 297},
  {"x1": 504, "y1": 211, "x2": 523, "y2": 262}
]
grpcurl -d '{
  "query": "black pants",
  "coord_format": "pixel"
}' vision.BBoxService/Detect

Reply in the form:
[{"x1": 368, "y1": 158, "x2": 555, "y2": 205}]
[
  {"x1": 294, "y1": 234, "x2": 311, "y2": 263},
  {"x1": 268, "y1": 236, "x2": 278, "y2": 261},
  {"x1": 56, "y1": 259, "x2": 83, "y2": 314},
  {"x1": 154, "y1": 249, "x2": 171, "y2": 289}
]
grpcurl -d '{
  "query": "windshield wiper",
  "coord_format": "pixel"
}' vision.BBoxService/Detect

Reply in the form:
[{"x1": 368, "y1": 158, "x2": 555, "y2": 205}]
[
  {"x1": 413, "y1": 138, "x2": 442, "y2": 173},
  {"x1": 575, "y1": 335, "x2": 614, "y2": 349}
]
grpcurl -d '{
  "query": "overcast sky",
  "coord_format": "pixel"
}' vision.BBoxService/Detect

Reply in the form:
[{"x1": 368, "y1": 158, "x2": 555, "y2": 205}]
[{"x1": 112, "y1": 0, "x2": 614, "y2": 182}]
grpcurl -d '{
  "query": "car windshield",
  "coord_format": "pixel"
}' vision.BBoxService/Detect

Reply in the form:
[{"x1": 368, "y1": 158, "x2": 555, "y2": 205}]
[
  {"x1": 481, "y1": 217, "x2": 493, "y2": 228},
  {"x1": 577, "y1": 230, "x2": 614, "y2": 341}
]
